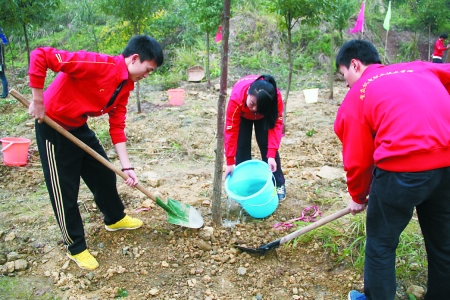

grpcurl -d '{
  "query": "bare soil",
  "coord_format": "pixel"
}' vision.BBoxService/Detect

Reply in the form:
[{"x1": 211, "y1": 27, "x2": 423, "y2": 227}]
[{"x1": 0, "y1": 77, "x2": 417, "y2": 300}]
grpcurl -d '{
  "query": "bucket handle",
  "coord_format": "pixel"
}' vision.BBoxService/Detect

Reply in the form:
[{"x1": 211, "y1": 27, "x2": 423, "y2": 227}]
[{"x1": 1, "y1": 141, "x2": 13, "y2": 152}]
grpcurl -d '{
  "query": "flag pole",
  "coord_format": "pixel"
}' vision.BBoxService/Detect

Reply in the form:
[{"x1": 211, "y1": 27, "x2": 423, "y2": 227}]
[
  {"x1": 383, "y1": 1, "x2": 392, "y2": 64},
  {"x1": 384, "y1": 30, "x2": 389, "y2": 63}
]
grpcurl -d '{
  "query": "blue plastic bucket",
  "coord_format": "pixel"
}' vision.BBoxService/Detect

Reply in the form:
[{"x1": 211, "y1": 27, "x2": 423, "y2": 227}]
[{"x1": 224, "y1": 160, "x2": 278, "y2": 218}]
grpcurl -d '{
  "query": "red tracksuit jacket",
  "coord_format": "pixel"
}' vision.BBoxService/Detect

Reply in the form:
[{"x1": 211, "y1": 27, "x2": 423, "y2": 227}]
[
  {"x1": 225, "y1": 75, "x2": 284, "y2": 165},
  {"x1": 433, "y1": 39, "x2": 447, "y2": 58},
  {"x1": 334, "y1": 62, "x2": 450, "y2": 204},
  {"x1": 28, "y1": 47, "x2": 134, "y2": 144}
]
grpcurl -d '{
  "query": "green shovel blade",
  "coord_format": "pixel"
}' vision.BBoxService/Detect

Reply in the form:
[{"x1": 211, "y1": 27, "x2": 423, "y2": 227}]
[{"x1": 155, "y1": 197, "x2": 204, "y2": 228}]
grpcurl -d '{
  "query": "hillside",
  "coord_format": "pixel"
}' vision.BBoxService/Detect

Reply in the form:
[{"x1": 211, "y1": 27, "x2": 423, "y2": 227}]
[{"x1": 0, "y1": 5, "x2": 434, "y2": 300}]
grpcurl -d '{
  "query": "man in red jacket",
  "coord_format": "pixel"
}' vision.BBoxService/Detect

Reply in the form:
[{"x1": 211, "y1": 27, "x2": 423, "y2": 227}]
[
  {"x1": 28, "y1": 35, "x2": 163, "y2": 270},
  {"x1": 432, "y1": 33, "x2": 450, "y2": 63},
  {"x1": 335, "y1": 40, "x2": 450, "y2": 300}
]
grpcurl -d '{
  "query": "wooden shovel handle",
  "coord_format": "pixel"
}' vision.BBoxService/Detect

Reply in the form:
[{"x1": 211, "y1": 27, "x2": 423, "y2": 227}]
[
  {"x1": 279, "y1": 207, "x2": 351, "y2": 246},
  {"x1": 10, "y1": 89, "x2": 157, "y2": 202}
]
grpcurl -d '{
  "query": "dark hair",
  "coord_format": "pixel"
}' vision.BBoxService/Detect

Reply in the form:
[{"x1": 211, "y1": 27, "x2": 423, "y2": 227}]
[
  {"x1": 440, "y1": 33, "x2": 448, "y2": 39},
  {"x1": 335, "y1": 40, "x2": 381, "y2": 69},
  {"x1": 122, "y1": 35, "x2": 164, "y2": 67},
  {"x1": 248, "y1": 74, "x2": 278, "y2": 129}
]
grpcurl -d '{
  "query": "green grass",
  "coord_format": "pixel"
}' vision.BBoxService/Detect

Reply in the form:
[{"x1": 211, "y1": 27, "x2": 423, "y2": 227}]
[
  {"x1": 0, "y1": 276, "x2": 59, "y2": 299},
  {"x1": 290, "y1": 209, "x2": 427, "y2": 281},
  {"x1": 0, "y1": 100, "x2": 31, "y2": 128}
]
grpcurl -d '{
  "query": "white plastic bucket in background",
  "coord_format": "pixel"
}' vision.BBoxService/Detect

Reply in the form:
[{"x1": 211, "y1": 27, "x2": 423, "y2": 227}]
[
  {"x1": 303, "y1": 88, "x2": 319, "y2": 103},
  {"x1": 224, "y1": 160, "x2": 278, "y2": 218}
]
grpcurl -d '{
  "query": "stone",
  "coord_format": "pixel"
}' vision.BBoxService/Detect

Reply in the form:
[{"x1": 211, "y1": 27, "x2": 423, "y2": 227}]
[
  {"x1": 199, "y1": 226, "x2": 214, "y2": 241},
  {"x1": 316, "y1": 166, "x2": 345, "y2": 180},
  {"x1": 0, "y1": 265, "x2": 8, "y2": 275},
  {"x1": 6, "y1": 252, "x2": 19, "y2": 262},
  {"x1": 14, "y1": 259, "x2": 28, "y2": 271},
  {"x1": 5, "y1": 261, "x2": 14, "y2": 273},
  {"x1": 61, "y1": 260, "x2": 70, "y2": 270},
  {"x1": 4, "y1": 232, "x2": 15, "y2": 242},
  {"x1": 142, "y1": 171, "x2": 161, "y2": 187},
  {"x1": 149, "y1": 288, "x2": 159, "y2": 296},
  {"x1": 141, "y1": 199, "x2": 155, "y2": 209},
  {"x1": 238, "y1": 267, "x2": 247, "y2": 275},
  {"x1": 194, "y1": 239, "x2": 212, "y2": 251},
  {"x1": 407, "y1": 285, "x2": 424, "y2": 299}
]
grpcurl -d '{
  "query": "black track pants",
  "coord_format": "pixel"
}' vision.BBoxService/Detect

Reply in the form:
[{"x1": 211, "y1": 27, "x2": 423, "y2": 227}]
[
  {"x1": 235, "y1": 117, "x2": 285, "y2": 187},
  {"x1": 35, "y1": 121, "x2": 125, "y2": 255}
]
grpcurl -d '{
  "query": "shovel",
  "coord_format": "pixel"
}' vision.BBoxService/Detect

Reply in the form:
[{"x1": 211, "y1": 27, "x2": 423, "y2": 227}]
[
  {"x1": 10, "y1": 89, "x2": 204, "y2": 229},
  {"x1": 235, "y1": 207, "x2": 350, "y2": 254}
]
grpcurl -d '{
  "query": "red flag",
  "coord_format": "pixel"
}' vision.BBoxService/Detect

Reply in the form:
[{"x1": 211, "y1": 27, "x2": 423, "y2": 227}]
[
  {"x1": 215, "y1": 26, "x2": 222, "y2": 43},
  {"x1": 350, "y1": 1, "x2": 365, "y2": 33}
]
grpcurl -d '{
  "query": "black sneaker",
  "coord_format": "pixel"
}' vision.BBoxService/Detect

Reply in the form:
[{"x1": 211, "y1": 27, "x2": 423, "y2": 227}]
[{"x1": 276, "y1": 184, "x2": 286, "y2": 201}]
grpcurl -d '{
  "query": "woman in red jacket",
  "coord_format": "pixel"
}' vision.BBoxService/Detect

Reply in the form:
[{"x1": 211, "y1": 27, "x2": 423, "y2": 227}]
[{"x1": 224, "y1": 74, "x2": 286, "y2": 201}]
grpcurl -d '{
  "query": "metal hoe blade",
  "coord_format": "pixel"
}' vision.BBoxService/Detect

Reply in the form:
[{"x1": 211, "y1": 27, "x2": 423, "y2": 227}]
[
  {"x1": 235, "y1": 207, "x2": 351, "y2": 254},
  {"x1": 234, "y1": 239, "x2": 281, "y2": 255}
]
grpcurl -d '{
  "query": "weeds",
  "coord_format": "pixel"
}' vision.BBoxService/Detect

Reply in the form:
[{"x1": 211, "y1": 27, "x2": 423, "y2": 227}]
[
  {"x1": 306, "y1": 129, "x2": 316, "y2": 137},
  {"x1": 116, "y1": 287, "x2": 129, "y2": 298},
  {"x1": 0, "y1": 276, "x2": 59, "y2": 299},
  {"x1": 290, "y1": 209, "x2": 427, "y2": 282}
]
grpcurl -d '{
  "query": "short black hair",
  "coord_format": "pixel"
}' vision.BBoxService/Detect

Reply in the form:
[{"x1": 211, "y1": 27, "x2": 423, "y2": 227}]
[
  {"x1": 336, "y1": 40, "x2": 382, "y2": 69},
  {"x1": 440, "y1": 33, "x2": 448, "y2": 39},
  {"x1": 122, "y1": 35, "x2": 164, "y2": 67}
]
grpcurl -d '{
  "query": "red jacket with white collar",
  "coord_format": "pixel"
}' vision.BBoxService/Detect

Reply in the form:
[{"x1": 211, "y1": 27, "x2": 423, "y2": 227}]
[
  {"x1": 334, "y1": 61, "x2": 450, "y2": 204},
  {"x1": 225, "y1": 75, "x2": 284, "y2": 165},
  {"x1": 433, "y1": 38, "x2": 448, "y2": 57},
  {"x1": 28, "y1": 47, "x2": 134, "y2": 144}
]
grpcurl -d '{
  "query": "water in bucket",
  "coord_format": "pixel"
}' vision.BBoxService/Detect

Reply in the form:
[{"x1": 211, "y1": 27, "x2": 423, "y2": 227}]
[
  {"x1": 224, "y1": 160, "x2": 279, "y2": 219},
  {"x1": 228, "y1": 178, "x2": 267, "y2": 197}
]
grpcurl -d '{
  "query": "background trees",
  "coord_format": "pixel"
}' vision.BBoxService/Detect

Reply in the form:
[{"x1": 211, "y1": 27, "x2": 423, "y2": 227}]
[
  {"x1": 1, "y1": 0, "x2": 61, "y2": 65},
  {"x1": 185, "y1": 0, "x2": 223, "y2": 87},
  {"x1": 1, "y1": 0, "x2": 449, "y2": 95}
]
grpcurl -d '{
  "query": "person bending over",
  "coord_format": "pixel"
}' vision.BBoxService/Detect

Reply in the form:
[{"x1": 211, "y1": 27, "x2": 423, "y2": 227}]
[
  {"x1": 224, "y1": 74, "x2": 286, "y2": 201},
  {"x1": 335, "y1": 39, "x2": 450, "y2": 300}
]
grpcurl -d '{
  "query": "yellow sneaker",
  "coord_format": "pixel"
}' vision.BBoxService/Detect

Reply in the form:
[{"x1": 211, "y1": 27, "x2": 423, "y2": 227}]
[
  {"x1": 105, "y1": 215, "x2": 143, "y2": 232},
  {"x1": 67, "y1": 249, "x2": 99, "y2": 270}
]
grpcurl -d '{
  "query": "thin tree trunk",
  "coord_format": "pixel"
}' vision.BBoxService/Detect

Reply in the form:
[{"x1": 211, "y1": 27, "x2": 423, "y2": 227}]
[
  {"x1": 212, "y1": 0, "x2": 231, "y2": 226},
  {"x1": 384, "y1": 29, "x2": 389, "y2": 63},
  {"x1": 134, "y1": 23, "x2": 141, "y2": 113},
  {"x1": 329, "y1": 23, "x2": 335, "y2": 100},
  {"x1": 283, "y1": 20, "x2": 293, "y2": 135},
  {"x1": 206, "y1": 31, "x2": 211, "y2": 87},
  {"x1": 428, "y1": 24, "x2": 431, "y2": 61},
  {"x1": 8, "y1": 45, "x2": 14, "y2": 71},
  {"x1": 23, "y1": 23, "x2": 30, "y2": 67}
]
